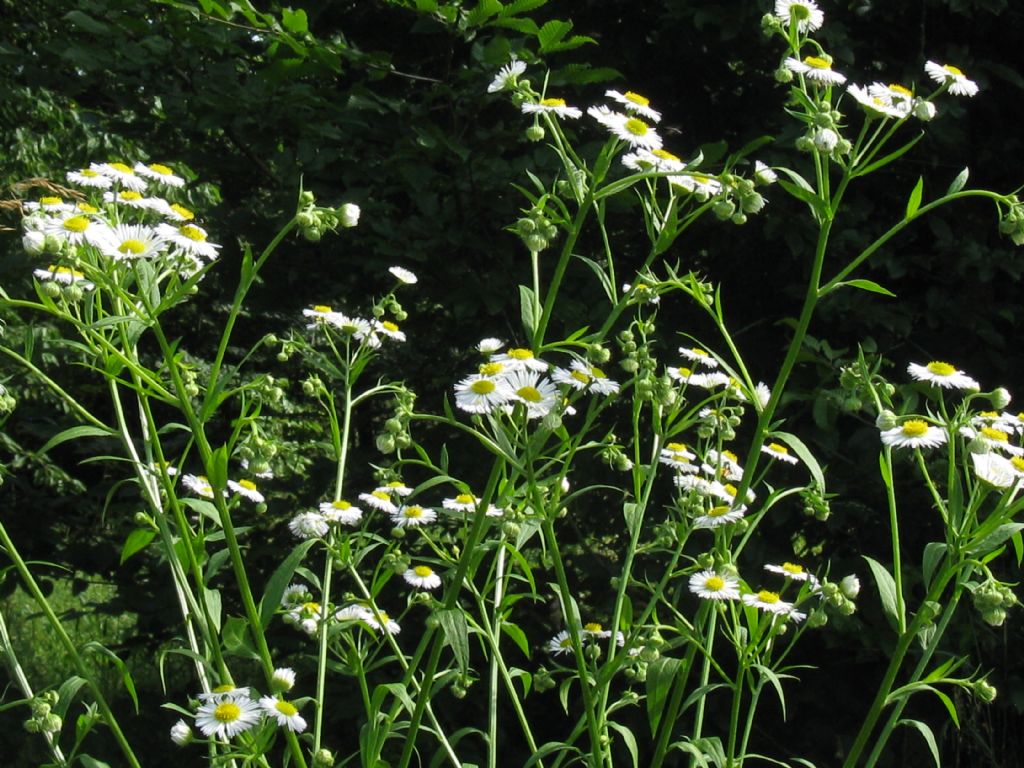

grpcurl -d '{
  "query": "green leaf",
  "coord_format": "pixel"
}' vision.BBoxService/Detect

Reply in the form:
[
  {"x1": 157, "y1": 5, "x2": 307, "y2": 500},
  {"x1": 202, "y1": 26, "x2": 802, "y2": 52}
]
[
  {"x1": 259, "y1": 538, "x2": 317, "y2": 629},
  {"x1": 947, "y1": 167, "x2": 969, "y2": 195},
  {"x1": 63, "y1": 10, "x2": 110, "y2": 35},
  {"x1": 854, "y1": 132, "x2": 924, "y2": 176},
  {"x1": 776, "y1": 176, "x2": 826, "y2": 219},
  {"x1": 878, "y1": 451, "x2": 893, "y2": 490},
  {"x1": 922, "y1": 542, "x2": 947, "y2": 590},
  {"x1": 436, "y1": 608, "x2": 470, "y2": 675},
  {"x1": 519, "y1": 284, "x2": 537, "y2": 339},
  {"x1": 771, "y1": 431, "x2": 824, "y2": 489},
  {"x1": 281, "y1": 7, "x2": 308, "y2": 35},
  {"x1": 204, "y1": 587, "x2": 222, "y2": 632},
  {"x1": 80, "y1": 642, "x2": 138, "y2": 713},
  {"x1": 622, "y1": 502, "x2": 642, "y2": 537},
  {"x1": 537, "y1": 19, "x2": 572, "y2": 52},
  {"x1": 78, "y1": 756, "x2": 113, "y2": 768},
  {"x1": 646, "y1": 657, "x2": 682, "y2": 735},
  {"x1": 501, "y1": 622, "x2": 531, "y2": 657},
  {"x1": 207, "y1": 444, "x2": 230, "y2": 493},
  {"x1": 222, "y1": 616, "x2": 260, "y2": 660},
  {"x1": 37, "y1": 425, "x2": 116, "y2": 456},
  {"x1": 607, "y1": 720, "x2": 639, "y2": 768},
  {"x1": 466, "y1": 0, "x2": 503, "y2": 27},
  {"x1": 54, "y1": 676, "x2": 87, "y2": 719},
  {"x1": 119, "y1": 529, "x2": 156, "y2": 564},
  {"x1": 863, "y1": 555, "x2": 903, "y2": 632},
  {"x1": 897, "y1": 719, "x2": 941, "y2": 767},
  {"x1": 906, "y1": 176, "x2": 924, "y2": 218},
  {"x1": 834, "y1": 278, "x2": 897, "y2": 298},
  {"x1": 968, "y1": 523, "x2": 1024, "y2": 556}
]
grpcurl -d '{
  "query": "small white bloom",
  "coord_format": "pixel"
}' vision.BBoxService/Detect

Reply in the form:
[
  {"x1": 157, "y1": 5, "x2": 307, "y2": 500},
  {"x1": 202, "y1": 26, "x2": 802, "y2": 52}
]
[
  {"x1": 454, "y1": 373, "x2": 513, "y2": 414},
  {"x1": 155, "y1": 223, "x2": 221, "y2": 261},
  {"x1": 33, "y1": 264, "x2": 95, "y2": 290},
  {"x1": 338, "y1": 203, "x2": 360, "y2": 228},
  {"x1": 693, "y1": 503, "x2": 747, "y2": 529},
  {"x1": 971, "y1": 452, "x2": 1018, "y2": 489},
  {"x1": 742, "y1": 589, "x2": 802, "y2": 620},
  {"x1": 289, "y1": 511, "x2": 329, "y2": 539},
  {"x1": 374, "y1": 319, "x2": 406, "y2": 342},
  {"x1": 359, "y1": 490, "x2": 399, "y2": 514},
  {"x1": 389, "y1": 266, "x2": 418, "y2": 284},
  {"x1": 880, "y1": 419, "x2": 947, "y2": 450},
  {"x1": 504, "y1": 369, "x2": 560, "y2": 420},
  {"x1": 753, "y1": 161, "x2": 778, "y2": 185},
  {"x1": 490, "y1": 347, "x2": 548, "y2": 372},
  {"x1": 774, "y1": 0, "x2": 824, "y2": 33},
  {"x1": 478, "y1": 337, "x2": 504, "y2": 354},
  {"x1": 181, "y1": 473, "x2": 216, "y2": 498},
  {"x1": 551, "y1": 360, "x2": 620, "y2": 396},
  {"x1": 599, "y1": 111, "x2": 663, "y2": 151},
  {"x1": 134, "y1": 162, "x2": 186, "y2": 187},
  {"x1": 547, "y1": 630, "x2": 574, "y2": 656},
  {"x1": 925, "y1": 61, "x2": 979, "y2": 97},
  {"x1": 170, "y1": 718, "x2": 193, "y2": 746},
  {"x1": 522, "y1": 98, "x2": 582, "y2": 119},
  {"x1": 764, "y1": 562, "x2": 817, "y2": 583},
  {"x1": 907, "y1": 361, "x2": 979, "y2": 391},
  {"x1": 488, "y1": 59, "x2": 527, "y2": 93},
  {"x1": 605, "y1": 89, "x2": 661, "y2": 122},
  {"x1": 227, "y1": 479, "x2": 264, "y2": 503},
  {"x1": 403, "y1": 564, "x2": 442, "y2": 590},
  {"x1": 839, "y1": 574, "x2": 861, "y2": 599},
  {"x1": 96, "y1": 224, "x2": 167, "y2": 261},
  {"x1": 67, "y1": 168, "x2": 113, "y2": 188},
  {"x1": 785, "y1": 55, "x2": 847, "y2": 85},
  {"x1": 391, "y1": 504, "x2": 437, "y2": 528},
  {"x1": 761, "y1": 442, "x2": 799, "y2": 464},
  {"x1": 91, "y1": 161, "x2": 148, "y2": 191},
  {"x1": 319, "y1": 499, "x2": 363, "y2": 525},
  {"x1": 689, "y1": 570, "x2": 741, "y2": 601},
  {"x1": 271, "y1": 667, "x2": 296, "y2": 692},
  {"x1": 259, "y1": 696, "x2": 307, "y2": 732},
  {"x1": 622, "y1": 148, "x2": 685, "y2": 173},
  {"x1": 194, "y1": 695, "x2": 262, "y2": 740}
]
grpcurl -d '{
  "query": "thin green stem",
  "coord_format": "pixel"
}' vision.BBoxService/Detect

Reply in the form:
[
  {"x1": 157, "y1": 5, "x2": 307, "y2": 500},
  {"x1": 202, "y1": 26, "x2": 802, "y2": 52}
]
[{"x1": 881, "y1": 447, "x2": 906, "y2": 633}]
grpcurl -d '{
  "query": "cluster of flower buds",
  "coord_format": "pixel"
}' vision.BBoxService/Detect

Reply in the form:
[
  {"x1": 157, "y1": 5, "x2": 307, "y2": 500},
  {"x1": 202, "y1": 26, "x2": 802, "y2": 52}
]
[
  {"x1": 23, "y1": 691, "x2": 61, "y2": 736},
  {"x1": 998, "y1": 195, "x2": 1024, "y2": 246},
  {"x1": 514, "y1": 207, "x2": 559, "y2": 252},
  {"x1": 295, "y1": 190, "x2": 360, "y2": 242},
  {"x1": 971, "y1": 578, "x2": 1018, "y2": 627},
  {"x1": 376, "y1": 386, "x2": 416, "y2": 454},
  {"x1": 818, "y1": 574, "x2": 860, "y2": 616}
]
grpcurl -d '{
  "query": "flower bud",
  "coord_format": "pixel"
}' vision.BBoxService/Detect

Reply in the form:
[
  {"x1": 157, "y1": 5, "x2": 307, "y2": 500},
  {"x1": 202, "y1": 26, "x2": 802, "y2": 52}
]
[
  {"x1": 313, "y1": 748, "x2": 336, "y2": 768},
  {"x1": 63, "y1": 283, "x2": 84, "y2": 303},
  {"x1": 973, "y1": 679, "x2": 998, "y2": 703},
  {"x1": 914, "y1": 100, "x2": 937, "y2": 121},
  {"x1": 526, "y1": 124, "x2": 546, "y2": 142},
  {"x1": 170, "y1": 718, "x2": 193, "y2": 746},
  {"x1": 840, "y1": 574, "x2": 861, "y2": 599},
  {"x1": 338, "y1": 203, "x2": 360, "y2": 228},
  {"x1": 42, "y1": 280, "x2": 63, "y2": 298},
  {"x1": 875, "y1": 410, "x2": 899, "y2": 430},
  {"x1": 990, "y1": 388, "x2": 1012, "y2": 410},
  {"x1": 23, "y1": 231, "x2": 45, "y2": 256},
  {"x1": 376, "y1": 433, "x2": 396, "y2": 453}
]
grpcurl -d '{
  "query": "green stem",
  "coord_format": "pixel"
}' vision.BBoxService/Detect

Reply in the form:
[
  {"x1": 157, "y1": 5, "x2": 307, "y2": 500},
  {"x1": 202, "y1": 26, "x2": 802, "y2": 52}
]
[{"x1": 881, "y1": 447, "x2": 906, "y2": 633}]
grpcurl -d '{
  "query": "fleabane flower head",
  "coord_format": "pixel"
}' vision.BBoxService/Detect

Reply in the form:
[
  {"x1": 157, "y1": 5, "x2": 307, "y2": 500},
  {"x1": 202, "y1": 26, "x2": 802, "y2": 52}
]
[
  {"x1": 880, "y1": 419, "x2": 947, "y2": 450},
  {"x1": 785, "y1": 55, "x2": 847, "y2": 85},
  {"x1": 259, "y1": 696, "x2": 307, "y2": 732},
  {"x1": 765, "y1": 562, "x2": 817, "y2": 584},
  {"x1": 319, "y1": 499, "x2": 363, "y2": 525},
  {"x1": 33, "y1": 265, "x2": 95, "y2": 291},
  {"x1": 774, "y1": 0, "x2": 824, "y2": 33},
  {"x1": 598, "y1": 111, "x2": 664, "y2": 151},
  {"x1": 605, "y1": 90, "x2": 662, "y2": 122},
  {"x1": 925, "y1": 61, "x2": 979, "y2": 96},
  {"x1": 228, "y1": 478, "x2": 264, "y2": 503},
  {"x1": 547, "y1": 630, "x2": 574, "y2": 656},
  {"x1": 454, "y1": 372, "x2": 512, "y2": 414},
  {"x1": 622, "y1": 148, "x2": 685, "y2": 173},
  {"x1": 42, "y1": 213, "x2": 105, "y2": 247},
  {"x1": 679, "y1": 346, "x2": 719, "y2": 368},
  {"x1": 907, "y1": 361, "x2": 980, "y2": 391},
  {"x1": 491, "y1": 347, "x2": 548, "y2": 372},
  {"x1": 155, "y1": 223, "x2": 221, "y2": 261},
  {"x1": 670, "y1": 172, "x2": 722, "y2": 199},
  {"x1": 289, "y1": 511, "x2": 329, "y2": 539},
  {"x1": 67, "y1": 168, "x2": 112, "y2": 189},
  {"x1": 403, "y1": 564, "x2": 442, "y2": 590},
  {"x1": 742, "y1": 589, "x2": 805, "y2": 621},
  {"x1": 971, "y1": 452, "x2": 1019, "y2": 490},
  {"x1": 488, "y1": 59, "x2": 527, "y2": 93},
  {"x1": 552, "y1": 360, "x2": 620, "y2": 396},
  {"x1": 504, "y1": 369, "x2": 560, "y2": 420},
  {"x1": 391, "y1": 504, "x2": 437, "y2": 528},
  {"x1": 194, "y1": 695, "x2": 262, "y2": 741},
  {"x1": 134, "y1": 162, "x2": 185, "y2": 188},
  {"x1": 522, "y1": 97, "x2": 582, "y2": 119},
  {"x1": 693, "y1": 503, "x2": 747, "y2": 529},
  {"x1": 96, "y1": 224, "x2": 166, "y2": 261},
  {"x1": 91, "y1": 161, "x2": 148, "y2": 192},
  {"x1": 689, "y1": 570, "x2": 741, "y2": 601},
  {"x1": 389, "y1": 266, "x2": 418, "y2": 284},
  {"x1": 847, "y1": 83, "x2": 911, "y2": 119},
  {"x1": 761, "y1": 442, "x2": 799, "y2": 464}
]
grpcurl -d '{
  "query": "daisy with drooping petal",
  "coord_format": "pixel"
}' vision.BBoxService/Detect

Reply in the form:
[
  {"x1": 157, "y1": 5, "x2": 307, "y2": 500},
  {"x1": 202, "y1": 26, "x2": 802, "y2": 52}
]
[
  {"x1": 847, "y1": 83, "x2": 910, "y2": 119},
  {"x1": 404, "y1": 565, "x2": 442, "y2": 590},
  {"x1": 33, "y1": 265, "x2": 95, "y2": 291},
  {"x1": 379, "y1": 480, "x2": 414, "y2": 497},
  {"x1": 259, "y1": 696, "x2": 306, "y2": 732},
  {"x1": 67, "y1": 168, "x2": 113, "y2": 189},
  {"x1": 91, "y1": 161, "x2": 148, "y2": 192},
  {"x1": 134, "y1": 162, "x2": 185, "y2": 187},
  {"x1": 488, "y1": 59, "x2": 527, "y2": 93},
  {"x1": 303, "y1": 304, "x2": 345, "y2": 328},
  {"x1": 667, "y1": 367, "x2": 728, "y2": 389},
  {"x1": 971, "y1": 452, "x2": 1019, "y2": 490},
  {"x1": 522, "y1": 98, "x2": 582, "y2": 119},
  {"x1": 491, "y1": 347, "x2": 548, "y2": 372},
  {"x1": 880, "y1": 419, "x2": 947, "y2": 449},
  {"x1": 319, "y1": 499, "x2": 363, "y2": 525},
  {"x1": 363, "y1": 608, "x2": 401, "y2": 635},
  {"x1": 703, "y1": 449, "x2": 744, "y2": 483},
  {"x1": 289, "y1": 511, "x2": 329, "y2": 539},
  {"x1": 155, "y1": 223, "x2": 221, "y2": 260},
  {"x1": 693, "y1": 503, "x2": 747, "y2": 529},
  {"x1": 689, "y1": 570, "x2": 742, "y2": 600},
  {"x1": 228, "y1": 479, "x2": 264, "y2": 503},
  {"x1": 761, "y1": 442, "x2": 799, "y2": 464},
  {"x1": 605, "y1": 90, "x2": 662, "y2": 122},
  {"x1": 925, "y1": 61, "x2": 979, "y2": 96},
  {"x1": 504, "y1": 369, "x2": 560, "y2": 420},
  {"x1": 774, "y1": 0, "x2": 824, "y2": 33},
  {"x1": 389, "y1": 266, "x2": 418, "y2": 284},
  {"x1": 359, "y1": 490, "x2": 399, "y2": 514},
  {"x1": 194, "y1": 695, "x2": 262, "y2": 741},
  {"x1": 582, "y1": 622, "x2": 625, "y2": 646},
  {"x1": 674, "y1": 473, "x2": 716, "y2": 497},
  {"x1": 391, "y1": 504, "x2": 437, "y2": 528},
  {"x1": 284, "y1": 600, "x2": 325, "y2": 636},
  {"x1": 753, "y1": 161, "x2": 778, "y2": 185},
  {"x1": 670, "y1": 172, "x2": 723, "y2": 198},
  {"x1": 271, "y1": 668, "x2": 296, "y2": 692},
  {"x1": 102, "y1": 189, "x2": 160, "y2": 209},
  {"x1": 963, "y1": 425, "x2": 1024, "y2": 456},
  {"x1": 478, "y1": 337, "x2": 503, "y2": 354},
  {"x1": 547, "y1": 630, "x2": 574, "y2": 656},
  {"x1": 622, "y1": 148, "x2": 685, "y2": 174},
  {"x1": 785, "y1": 55, "x2": 847, "y2": 85},
  {"x1": 907, "y1": 361, "x2": 979, "y2": 391}
]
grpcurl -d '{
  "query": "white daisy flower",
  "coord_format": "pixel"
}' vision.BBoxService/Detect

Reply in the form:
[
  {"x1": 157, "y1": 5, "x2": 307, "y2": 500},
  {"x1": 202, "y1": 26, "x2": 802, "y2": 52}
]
[
  {"x1": 359, "y1": 490, "x2": 399, "y2": 514},
  {"x1": 102, "y1": 189, "x2": 160, "y2": 209},
  {"x1": 522, "y1": 98, "x2": 582, "y2": 119},
  {"x1": 925, "y1": 61, "x2": 979, "y2": 97},
  {"x1": 67, "y1": 168, "x2": 113, "y2": 188},
  {"x1": 181, "y1": 473, "x2": 216, "y2": 498},
  {"x1": 971, "y1": 452, "x2": 1019, "y2": 490},
  {"x1": 134, "y1": 162, "x2": 186, "y2": 187},
  {"x1": 478, "y1": 337, "x2": 504, "y2": 354},
  {"x1": 689, "y1": 570, "x2": 741, "y2": 601},
  {"x1": 442, "y1": 493, "x2": 503, "y2": 517},
  {"x1": 335, "y1": 603, "x2": 373, "y2": 624},
  {"x1": 774, "y1": 0, "x2": 824, "y2": 32},
  {"x1": 764, "y1": 562, "x2": 817, "y2": 583},
  {"x1": 490, "y1": 347, "x2": 548, "y2": 372},
  {"x1": 504, "y1": 369, "x2": 560, "y2": 420},
  {"x1": 319, "y1": 499, "x2": 363, "y2": 525},
  {"x1": 155, "y1": 223, "x2": 221, "y2": 260},
  {"x1": 761, "y1": 442, "x2": 799, "y2": 464},
  {"x1": 198, "y1": 684, "x2": 252, "y2": 704},
  {"x1": 454, "y1": 373, "x2": 512, "y2": 414},
  {"x1": 403, "y1": 565, "x2": 442, "y2": 590},
  {"x1": 488, "y1": 59, "x2": 527, "y2": 93},
  {"x1": 753, "y1": 161, "x2": 778, "y2": 186},
  {"x1": 742, "y1": 590, "x2": 803, "y2": 621},
  {"x1": 22, "y1": 196, "x2": 74, "y2": 215},
  {"x1": 95, "y1": 223, "x2": 166, "y2": 261},
  {"x1": 667, "y1": 367, "x2": 729, "y2": 389},
  {"x1": 712, "y1": 481, "x2": 755, "y2": 505},
  {"x1": 694, "y1": 503, "x2": 747, "y2": 529},
  {"x1": 391, "y1": 504, "x2": 436, "y2": 528},
  {"x1": 659, "y1": 442, "x2": 699, "y2": 472},
  {"x1": 374, "y1": 319, "x2": 406, "y2": 342},
  {"x1": 547, "y1": 630, "x2": 574, "y2": 656},
  {"x1": 880, "y1": 419, "x2": 947, "y2": 450},
  {"x1": 170, "y1": 718, "x2": 192, "y2": 746},
  {"x1": 289, "y1": 511, "x2": 329, "y2": 539},
  {"x1": 259, "y1": 696, "x2": 307, "y2": 732},
  {"x1": 679, "y1": 346, "x2": 720, "y2": 368},
  {"x1": 963, "y1": 426, "x2": 1024, "y2": 456},
  {"x1": 669, "y1": 172, "x2": 723, "y2": 198},
  {"x1": 330, "y1": 314, "x2": 377, "y2": 344},
  {"x1": 271, "y1": 667, "x2": 296, "y2": 692},
  {"x1": 389, "y1": 265, "x2": 418, "y2": 284},
  {"x1": 303, "y1": 304, "x2": 346, "y2": 328},
  {"x1": 91, "y1": 161, "x2": 148, "y2": 192},
  {"x1": 754, "y1": 382, "x2": 772, "y2": 410},
  {"x1": 602, "y1": 112, "x2": 663, "y2": 151},
  {"x1": 378, "y1": 481, "x2": 414, "y2": 497},
  {"x1": 703, "y1": 450, "x2": 744, "y2": 482},
  {"x1": 363, "y1": 608, "x2": 402, "y2": 635},
  {"x1": 1000, "y1": 411, "x2": 1024, "y2": 434},
  {"x1": 674, "y1": 474, "x2": 716, "y2": 496},
  {"x1": 551, "y1": 360, "x2": 620, "y2": 395},
  {"x1": 785, "y1": 55, "x2": 847, "y2": 85},
  {"x1": 194, "y1": 695, "x2": 262, "y2": 740},
  {"x1": 907, "y1": 361, "x2": 979, "y2": 391},
  {"x1": 33, "y1": 265, "x2": 95, "y2": 290},
  {"x1": 847, "y1": 83, "x2": 910, "y2": 119},
  {"x1": 605, "y1": 90, "x2": 662, "y2": 122},
  {"x1": 280, "y1": 583, "x2": 310, "y2": 607},
  {"x1": 582, "y1": 622, "x2": 625, "y2": 646},
  {"x1": 622, "y1": 147, "x2": 685, "y2": 173},
  {"x1": 42, "y1": 213, "x2": 105, "y2": 247},
  {"x1": 227, "y1": 479, "x2": 264, "y2": 503},
  {"x1": 162, "y1": 202, "x2": 197, "y2": 222},
  {"x1": 284, "y1": 600, "x2": 324, "y2": 636}
]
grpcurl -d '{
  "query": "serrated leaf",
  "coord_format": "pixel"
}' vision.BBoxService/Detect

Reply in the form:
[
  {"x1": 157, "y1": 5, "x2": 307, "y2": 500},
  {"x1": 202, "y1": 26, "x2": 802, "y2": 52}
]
[
  {"x1": 863, "y1": 555, "x2": 903, "y2": 632},
  {"x1": 537, "y1": 19, "x2": 572, "y2": 52},
  {"x1": 835, "y1": 278, "x2": 897, "y2": 298},
  {"x1": 466, "y1": 0, "x2": 503, "y2": 27},
  {"x1": 906, "y1": 176, "x2": 924, "y2": 218},
  {"x1": 947, "y1": 167, "x2": 969, "y2": 195},
  {"x1": 120, "y1": 529, "x2": 156, "y2": 564}
]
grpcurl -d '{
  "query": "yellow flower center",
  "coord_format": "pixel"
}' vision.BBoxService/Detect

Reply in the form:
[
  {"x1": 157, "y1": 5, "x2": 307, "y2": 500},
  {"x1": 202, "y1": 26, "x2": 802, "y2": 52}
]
[
  {"x1": 584, "y1": 622, "x2": 604, "y2": 632},
  {"x1": 302, "y1": 601, "x2": 321, "y2": 613},
  {"x1": 110, "y1": 162, "x2": 134, "y2": 174},
  {"x1": 571, "y1": 370, "x2": 591, "y2": 384},
  {"x1": 371, "y1": 491, "x2": 390, "y2": 501},
  {"x1": 517, "y1": 385, "x2": 542, "y2": 403},
  {"x1": 901, "y1": 420, "x2": 929, "y2": 437},
  {"x1": 1012, "y1": 457, "x2": 1024, "y2": 472},
  {"x1": 238, "y1": 479, "x2": 257, "y2": 491},
  {"x1": 313, "y1": 305, "x2": 332, "y2": 313},
  {"x1": 677, "y1": 367, "x2": 693, "y2": 378},
  {"x1": 414, "y1": 565, "x2": 434, "y2": 577},
  {"x1": 591, "y1": 366, "x2": 607, "y2": 379},
  {"x1": 470, "y1": 379, "x2": 496, "y2": 395},
  {"x1": 705, "y1": 576, "x2": 725, "y2": 591},
  {"x1": 332, "y1": 500, "x2": 351, "y2": 510},
  {"x1": 723, "y1": 450, "x2": 738, "y2": 463},
  {"x1": 509, "y1": 348, "x2": 534, "y2": 360},
  {"x1": 274, "y1": 700, "x2": 298, "y2": 717},
  {"x1": 768, "y1": 442, "x2": 789, "y2": 455},
  {"x1": 666, "y1": 442, "x2": 688, "y2": 452},
  {"x1": 625, "y1": 117, "x2": 649, "y2": 137},
  {"x1": 180, "y1": 225, "x2": 207, "y2": 242},
  {"x1": 212, "y1": 684, "x2": 235, "y2": 694},
  {"x1": 943, "y1": 64, "x2": 965, "y2": 77},
  {"x1": 624, "y1": 91, "x2": 650, "y2": 106},
  {"x1": 118, "y1": 239, "x2": 147, "y2": 255},
  {"x1": 723, "y1": 484, "x2": 738, "y2": 498},
  {"x1": 925, "y1": 361, "x2": 956, "y2": 376},
  {"x1": 540, "y1": 98, "x2": 567, "y2": 108},
  {"x1": 40, "y1": 196, "x2": 63, "y2": 205},
  {"x1": 889, "y1": 84, "x2": 913, "y2": 98},
  {"x1": 455, "y1": 493, "x2": 475, "y2": 504},
  {"x1": 382, "y1": 320, "x2": 399, "y2": 332},
  {"x1": 148, "y1": 163, "x2": 174, "y2": 176},
  {"x1": 63, "y1": 216, "x2": 90, "y2": 233},
  {"x1": 693, "y1": 173, "x2": 712, "y2": 184},
  {"x1": 214, "y1": 702, "x2": 241, "y2": 723},
  {"x1": 981, "y1": 426, "x2": 1009, "y2": 443},
  {"x1": 708, "y1": 505, "x2": 731, "y2": 518},
  {"x1": 480, "y1": 362, "x2": 504, "y2": 376},
  {"x1": 782, "y1": 562, "x2": 804, "y2": 575},
  {"x1": 980, "y1": 411, "x2": 999, "y2": 419},
  {"x1": 804, "y1": 56, "x2": 831, "y2": 70},
  {"x1": 77, "y1": 202, "x2": 99, "y2": 213},
  {"x1": 81, "y1": 169, "x2": 99, "y2": 177},
  {"x1": 404, "y1": 506, "x2": 424, "y2": 518},
  {"x1": 170, "y1": 203, "x2": 195, "y2": 220},
  {"x1": 48, "y1": 265, "x2": 85, "y2": 279},
  {"x1": 119, "y1": 191, "x2": 143, "y2": 201},
  {"x1": 652, "y1": 149, "x2": 680, "y2": 162},
  {"x1": 757, "y1": 590, "x2": 780, "y2": 604}
]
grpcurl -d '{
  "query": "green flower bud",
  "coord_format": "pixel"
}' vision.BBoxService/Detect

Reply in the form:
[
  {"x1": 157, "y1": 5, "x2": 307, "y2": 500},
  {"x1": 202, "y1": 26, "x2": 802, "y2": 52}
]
[
  {"x1": 983, "y1": 608, "x2": 1007, "y2": 627},
  {"x1": 807, "y1": 609, "x2": 829, "y2": 628},
  {"x1": 298, "y1": 190, "x2": 316, "y2": 206},
  {"x1": 42, "y1": 280, "x2": 62, "y2": 298},
  {"x1": 376, "y1": 433, "x2": 396, "y2": 453},
  {"x1": 990, "y1": 388, "x2": 1012, "y2": 410},
  {"x1": 41, "y1": 713, "x2": 62, "y2": 733},
  {"x1": 526, "y1": 124, "x2": 546, "y2": 142},
  {"x1": 973, "y1": 679, "x2": 998, "y2": 703},
  {"x1": 313, "y1": 748, "x2": 336, "y2": 768}
]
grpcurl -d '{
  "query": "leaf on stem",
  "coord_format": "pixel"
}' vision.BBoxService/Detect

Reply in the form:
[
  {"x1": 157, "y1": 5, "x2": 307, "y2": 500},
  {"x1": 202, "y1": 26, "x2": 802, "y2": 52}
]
[
  {"x1": 435, "y1": 608, "x2": 470, "y2": 676},
  {"x1": 896, "y1": 719, "x2": 941, "y2": 768},
  {"x1": 831, "y1": 278, "x2": 897, "y2": 298},
  {"x1": 863, "y1": 555, "x2": 904, "y2": 632},
  {"x1": 947, "y1": 167, "x2": 970, "y2": 196},
  {"x1": 906, "y1": 176, "x2": 924, "y2": 219},
  {"x1": 258, "y1": 538, "x2": 317, "y2": 629},
  {"x1": 646, "y1": 656, "x2": 682, "y2": 735}
]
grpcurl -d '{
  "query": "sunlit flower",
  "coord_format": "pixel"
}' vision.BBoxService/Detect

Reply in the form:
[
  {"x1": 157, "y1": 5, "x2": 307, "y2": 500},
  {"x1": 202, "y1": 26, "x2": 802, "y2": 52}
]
[
  {"x1": 96, "y1": 224, "x2": 166, "y2": 261},
  {"x1": 454, "y1": 373, "x2": 512, "y2": 414},
  {"x1": 925, "y1": 61, "x2": 979, "y2": 96},
  {"x1": 880, "y1": 419, "x2": 947, "y2": 449},
  {"x1": 359, "y1": 490, "x2": 398, "y2": 514},
  {"x1": 971, "y1": 452, "x2": 1019, "y2": 490},
  {"x1": 391, "y1": 504, "x2": 437, "y2": 528},
  {"x1": 271, "y1": 667, "x2": 296, "y2": 693},
  {"x1": 601, "y1": 112, "x2": 664, "y2": 151},
  {"x1": 774, "y1": 0, "x2": 824, "y2": 32},
  {"x1": 670, "y1": 172, "x2": 723, "y2": 198},
  {"x1": 259, "y1": 696, "x2": 306, "y2": 732},
  {"x1": 319, "y1": 499, "x2": 363, "y2": 525},
  {"x1": 785, "y1": 55, "x2": 847, "y2": 85},
  {"x1": 693, "y1": 503, "x2": 746, "y2": 529},
  {"x1": 102, "y1": 189, "x2": 158, "y2": 209},
  {"x1": 847, "y1": 83, "x2": 910, "y2": 119},
  {"x1": 761, "y1": 442, "x2": 799, "y2": 464},
  {"x1": 389, "y1": 266, "x2": 418, "y2": 284},
  {"x1": 703, "y1": 449, "x2": 744, "y2": 482},
  {"x1": 374, "y1": 319, "x2": 406, "y2": 342},
  {"x1": 181, "y1": 473, "x2": 216, "y2": 498},
  {"x1": 478, "y1": 337, "x2": 504, "y2": 354},
  {"x1": 170, "y1": 718, "x2": 193, "y2": 746},
  {"x1": 659, "y1": 442, "x2": 698, "y2": 472},
  {"x1": 194, "y1": 695, "x2": 261, "y2": 740},
  {"x1": 42, "y1": 213, "x2": 104, "y2": 247},
  {"x1": 754, "y1": 382, "x2": 772, "y2": 410},
  {"x1": 743, "y1": 590, "x2": 804, "y2": 620},
  {"x1": 689, "y1": 570, "x2": 741, "y2": 600},
  {"x1": 764, "y1": 562, "x2": 817, "y2": 583},
  {"x1": 551, "y1": 360, "x2": 620, "y2": 395},
  {"x1": 403, "y1": 564, "x2": 442, "y2": 590},
  {"x1": 134, "y1": 162, "x2": 186, "y2": 188},
  {"x1": 155, "y1": 223, "x2": 221, "y2": 260},
  {"x1": 582, "y1": 622, "x2": 625, "y2": 646},
  {"x1": 227, "y1": 479, "x2": 264, "y2": 503},
  {"x1": 605, "y1": 90, "x2": 662, "y2": 122},
  {"x1": 547, "y1": 630, "x2": 574, "y2": 656},
  {"x1": 303, "y1": 304, "x2": 346, "y2": 328},
  {"x1": 379, "y1": 480, "x2": 414, "y2": 497},
  {"x1": 522, "y1": 98, "x2": 582, "y2": 119},
  {"x1": 33, "y1": 264, "x2": 95, "y2": 290},
  {"x1": 488, "y1": 59, "x2": 527, "y2": 93},
  {"x1": 963, "y1": 425, "x2": 1024, "y2": 456},
  {"x1": 667, "y1": 367, "x2": 728, "y2": 388},
  {"x1": 679, "y1": 346, "x2": 719, "y2": 368},
  {"x1": 163, "y1": 202, "x2": 197, "y2": 222},
  {"x1": 907, "y1": 361, "x2": 979, "y2": 390},
  {"x1": 674, "y1": 474, "x2": 716, "y2": 497},
  {"x1": 491, "y1": 347, "x2": 548, "y2": 372},
  {"x1": 284, "y1": 600, "x2": 324, "y2": 636},
  {"x1": 198, "y1": 684, "x2": 252, "y2": 704},
  {"x1": 363, "y1": 608, "x2": 401, "y2": 635},
  {"x1": 67, "y1": 168, "x2": 113, "y2": 188},
  {"x1": 91, "y1": 161, "x2": 148, "y2": 192},
  {"x1": 289, "y1": 511, "x2": 329, "y2": 539},
  {"x1": 622, "y1": 148, "x2": 685, "y2": 173},
  {"x1": 504, "y1": 369, "x2": 560, "y2": 419}
]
